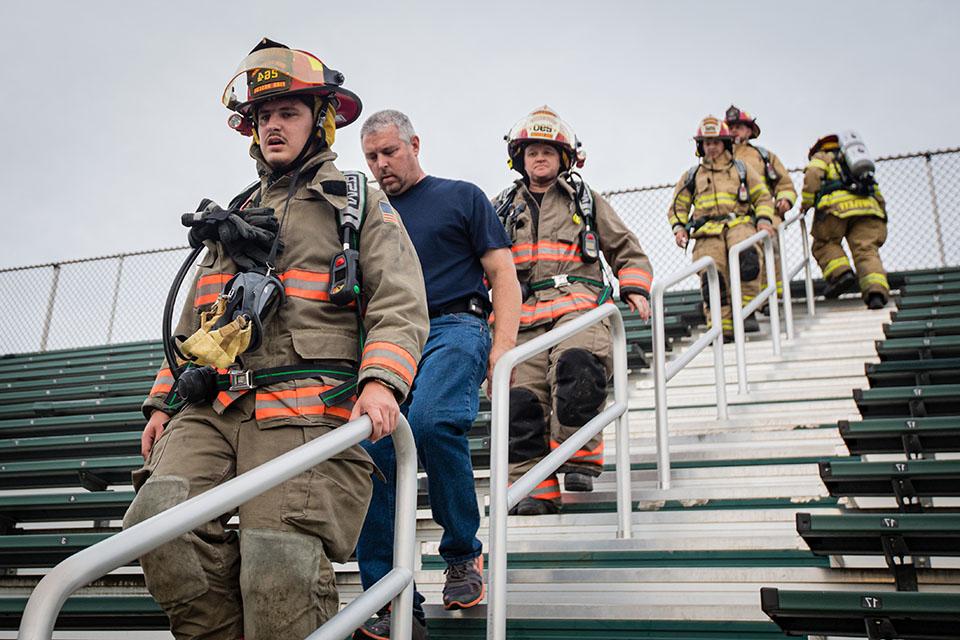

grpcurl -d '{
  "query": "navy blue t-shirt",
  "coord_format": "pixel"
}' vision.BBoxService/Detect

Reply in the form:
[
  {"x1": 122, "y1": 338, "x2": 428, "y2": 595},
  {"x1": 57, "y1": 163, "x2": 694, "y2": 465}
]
[{"x1": 387, "y1": 176, "x2": 511, "y2": 314}]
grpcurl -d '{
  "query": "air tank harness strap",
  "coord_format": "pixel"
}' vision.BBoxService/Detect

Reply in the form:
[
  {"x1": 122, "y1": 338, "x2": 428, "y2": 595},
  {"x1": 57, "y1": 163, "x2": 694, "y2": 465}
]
[
  {"x1": 527, "y1": 274, "x2": 612, "y2": 305},
  {"x1": 163, "y1": 362, "x2": 358, "y2": 408}
]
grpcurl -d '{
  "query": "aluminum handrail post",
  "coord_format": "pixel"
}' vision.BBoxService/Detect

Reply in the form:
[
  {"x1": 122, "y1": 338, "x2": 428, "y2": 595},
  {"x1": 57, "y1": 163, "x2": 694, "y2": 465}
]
[
  {"x1": 610, "y1": 308, "x2": 632, "y2": 539},
  {"x1": 764, "y1": 233, "x2": 782, "y2": 357},
  {"x1": 707, "y1": 261, "x2": 728, "y2": 420},
  {"x1": 778, "y1": 220, "x2": 795, "y2": 341},
  {"x1": 19, "y1": 416, "x2": 381, "y2": 640},
  {"x1": 728, "y1": 238, "x2": 748, "y2": 395},
  {"x1": 651, "y1": 276, "x2": 671, "y2": 490},
  {"x1": 801, "y1": 214, "x2": 816, "y2": 317},
  {"x1": 387, "y1": 414, "x2": 418, "y2": 640}
]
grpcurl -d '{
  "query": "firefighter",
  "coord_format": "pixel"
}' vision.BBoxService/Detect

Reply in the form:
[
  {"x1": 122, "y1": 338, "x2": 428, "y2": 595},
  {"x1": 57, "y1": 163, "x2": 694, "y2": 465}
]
[
  {"x1": 122, "y1": 38, "x2": 429, "y2": 640},
  {"x1": 725, "y1": 106, "x2": 796, "y2": 304},
  {"x1": 802, "y1": 134, "x2": 889, "y2": 308},
  {"x1": 669, "y1": 116, "x2": 776, "y2": 337},
  {"x1": 495, "y1": 105, "x2": 654, "y2": 515}
]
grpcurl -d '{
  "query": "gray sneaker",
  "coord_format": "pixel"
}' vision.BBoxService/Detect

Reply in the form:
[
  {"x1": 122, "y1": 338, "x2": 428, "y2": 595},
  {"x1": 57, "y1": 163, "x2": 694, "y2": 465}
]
[
  {"x1": 353, "y1": 609, "x2": 428, "y2": 640},
  {"x1": 442, "y1": 555, "x2": 485, "y2": 610}
]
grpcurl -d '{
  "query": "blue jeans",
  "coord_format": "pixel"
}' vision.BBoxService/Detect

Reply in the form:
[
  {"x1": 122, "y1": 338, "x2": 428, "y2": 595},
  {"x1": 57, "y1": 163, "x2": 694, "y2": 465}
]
[{"x1": 356, "y1": 313, "x2": 490, "y2": 621}]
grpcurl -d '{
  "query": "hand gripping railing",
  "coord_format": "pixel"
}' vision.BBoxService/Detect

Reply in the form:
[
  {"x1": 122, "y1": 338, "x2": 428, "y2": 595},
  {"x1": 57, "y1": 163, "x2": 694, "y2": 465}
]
[
  {"x1": 487, "y1": 303, "x2": 630, "y2": 640},
  {"x1": 778, "y1": 209, "x2": 816, "y2": 341},
  {"x1": 651, "y1": 256, "x2": 728, "y2": 491},
  {"x1": 729, "y1": 228, "x2": 781, "y2": 394},
  {"x1": 18, "y1": 415, "x2": 418, "y2": 640}
]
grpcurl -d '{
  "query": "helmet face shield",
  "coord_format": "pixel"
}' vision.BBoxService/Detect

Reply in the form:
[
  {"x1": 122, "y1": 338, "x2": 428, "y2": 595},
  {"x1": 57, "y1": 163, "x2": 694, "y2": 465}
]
[{"x1": 505, "y1": 105, "x2": 583, "y2": 174}]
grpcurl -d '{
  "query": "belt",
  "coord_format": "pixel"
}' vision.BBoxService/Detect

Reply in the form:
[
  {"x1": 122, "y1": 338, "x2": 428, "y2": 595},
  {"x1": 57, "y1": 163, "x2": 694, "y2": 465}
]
[
  {"x1": 526, "y1": 274, "x2": 612, "y2": 305},
  {"x1": 428, "y1": 294, "x2": 490, "y2": 320}
]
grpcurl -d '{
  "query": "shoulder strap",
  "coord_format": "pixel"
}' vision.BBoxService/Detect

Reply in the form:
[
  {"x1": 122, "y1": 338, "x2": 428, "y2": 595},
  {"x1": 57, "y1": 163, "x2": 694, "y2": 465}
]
[
  {"x1": 339, "y1": 170, "x2": 367, "y2": 248},
  {"x1": 565, "y1": 172, "x2": 595, "y2": 223},
  {"x1": 228, "y1": 180, "x2": 261, "y2": 210},
  {"x1": 733, "y1": 159, "x2": 748, "y2": 186},
  {"x1": 494, "y1": 183, "x2": 521, "y2": 226},
  {"x1": 683, "y1": 165, "x2": 699, "y2": 194},
  {"x1": 754, "y1": 145, "x2": 770, "y2": 162}
]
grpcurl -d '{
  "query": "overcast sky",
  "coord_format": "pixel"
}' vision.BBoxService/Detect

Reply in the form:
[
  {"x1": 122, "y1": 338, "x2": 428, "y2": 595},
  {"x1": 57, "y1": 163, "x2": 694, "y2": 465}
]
[{"x1": 1, "y1": 0, "x2": 957, "y2": 269}]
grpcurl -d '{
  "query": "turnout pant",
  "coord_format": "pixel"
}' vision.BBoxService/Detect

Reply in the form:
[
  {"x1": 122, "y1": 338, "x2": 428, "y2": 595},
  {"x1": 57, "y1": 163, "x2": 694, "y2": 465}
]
[
  {"x1": 692, "y1": 221, "x2": 764, "y2": 333},
  {"x1": 123, "y1": 393, "x2": 374, "y2": 640},
  {"x1": 811, "y1": 213, "x2": 889, "y2": 301},
  {"x1": 508, "y1": 310, "x2": 613, "y2": 507},
  {"x1": 759, "y1": 213, "x2": 784, "y2": 298}
]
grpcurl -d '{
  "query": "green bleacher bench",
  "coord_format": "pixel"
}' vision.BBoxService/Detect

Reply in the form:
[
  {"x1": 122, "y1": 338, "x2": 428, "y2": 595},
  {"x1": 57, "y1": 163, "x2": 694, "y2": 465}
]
[
  {"x1": 0, "y1": 411, "x2": 145, "y2": 438},
  {"x1": 865, "y1": 358, "x2": 960, "y2": 388},
  {"x1": 895, "y1": 293, "x2": 960, "y2": 310},
  {"x1": 0, "y1": 367, "x2": 157, "y2": 393},
  {"x1": 761, "y1": 588, "x2": 960, "y2": 639},
  {"x1": 0, "y1": 381, "x2": 152, "y2": 407},
  {"x1": 0, "y1": 395, "x2": 146, "y2": 420},
  {"x1": 0, "y1": 491, "x2": 134, "y2": 527},
  {"x1": 0, "y1": 340, "x2": 161, "y2": 365},
  {"x1": 0, "y1": 455, "x2": 141, "y2": 490},
  {"x1": 0, "y1": 594, "x2": 167, "y2": 630},
  {"x1": 796, "y1": 512, "x2": 960, "y2": 591},
  {"x1": 853, "y1": 384, "x2": 960, "y2": 418},
  {"x1": 839, "y1": 417, "x2": 960, "y2": 456},
  {"x1": 819, "y1": 459, "x2": 960, "y2": 511},
  {"x1": 0, "y1": 532, "x2": 116, "y2": 568},
  {"x1": 899, "y1": 281, "x2": 960, "y2": 297},
  {"x1": 876, "y1": 336, "x2": 960, "y2": 361},
  {"x1": 903, "y1": 270, "x2": 960, "y2": 285},
  {"x1": 0, "y1": 359, "x2": 164, "y2": 385},
  {"x1": 891, "y1": 304, "x2": 960, "y2": 322},
  {"x1": 0, "y1": 349, "x2": 164, "y2": 377},
  {"x1": 883, "y1": 318, "x2": 960, "y2": 339},
  {"x1": 0, "y1": 431, "x2": 141, "y2": 462}
]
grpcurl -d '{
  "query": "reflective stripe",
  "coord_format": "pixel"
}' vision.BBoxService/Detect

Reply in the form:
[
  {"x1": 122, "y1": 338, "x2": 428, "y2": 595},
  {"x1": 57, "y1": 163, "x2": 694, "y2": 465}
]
[
  {"x1": 676, "y1": 193, "x2": 692, "y2": 206},
  {"x1": 255, "y1": 385, "x2": 355, "y2": 421},
  {"x1": 361, "y1": 341, "x2": 418, "y2": 387},
  {"x1": 859, "y1": 272, "x2": 890, "y2": 291},
  {"x1": 528, "y1": 477, "x2": 561, "y2": 501},
  {"x1": 669, "y1": 214, "x2": 687, "y2": 227},
  {"x1": 823, "y1": 256, "x2": 851, "y2": 279},
  {"x1": 213, "y1": 388, "x2": 248, "y2": 412},
  {"x1": 754, "y1": 204, "x2": 774, "y2": 218},
  {"x1": 520, "y1": 292, "x2": 602, "y2": 326},
  {"x1": 694, "y1": 192, "x2": 739, "y2": 208},
  {"x1": 194, "y1": 273, "x2": 231, "y2": 307},
  {"x1": 512, "y1": 241, "x2": 582, "y2": 266},
  {"x1": 818, "y1": 192, "x2": 884, "y2": 218},
  {"x1": 808, "y1": 158, "x2": 829, "y2": 172},
  {"x1": 150, "y1": 368, "x2": 174, "y2": 395},
  {"x1": 551, "y1": 439, "x2": 604, "y2": 465},
  {"x1": 749, "y1": 183, "x2": 768, "y2": 198},
  {"x1": 775, "y1": 190, "x2": 796, "y2": 204},
  {"x1": 279, "y1": 268, "x2": 332, "y2": 301},
  {"x1": 618, "y1": 267, "x2": 652, "y2": 292},
  {"x1": 801, "y1": 190, "x2": 816, "y2": 208}
]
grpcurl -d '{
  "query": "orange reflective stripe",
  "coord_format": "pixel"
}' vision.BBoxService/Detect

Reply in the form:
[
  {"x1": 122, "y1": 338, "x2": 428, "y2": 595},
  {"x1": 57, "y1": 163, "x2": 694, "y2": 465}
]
[
  {"x1": 520, "y1": 292, "x2": 601, "y2": 326},
  {"x1": 618, "y1": 268, "x2": 653, "y2": 291},
  {"x1": 279, "y1": 269, "x2": 337, "y2": 302},
  {"x1": 529, "y1": 477, "x2": 561, "y2": 500},
  {"x1": 213, "y1": 389, "x2": 248, "y2": 411},
  {"x1": 194, "y1": 273, "x2": 232, "y2": 307},
  {"x1": 255, "y1": 385, "x2": 355, "y2": 421},
  {"x1": 149, "y1": 368, "x2": 174, "y2": 396},
  {"x1": 512, "y1": 240, "x2": 582, "y2": 266},
  {"x1": 551, "y1": 439, "x2": 604, "y2": 464},
  {"x1": 361, "y1": 342, "x2": 417, "y2": 386}
]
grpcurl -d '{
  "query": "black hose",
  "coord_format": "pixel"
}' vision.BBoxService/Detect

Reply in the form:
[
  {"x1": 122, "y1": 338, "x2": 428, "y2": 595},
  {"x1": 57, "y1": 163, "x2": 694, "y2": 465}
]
[{"x1": 163, "y1": 245, "x2": 202, "y2": 381}]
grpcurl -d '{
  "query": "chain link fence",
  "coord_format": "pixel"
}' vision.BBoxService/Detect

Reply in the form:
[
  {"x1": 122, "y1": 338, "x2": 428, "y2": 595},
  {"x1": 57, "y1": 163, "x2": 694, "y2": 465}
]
[{"x1": 1, "y1": 148, "x2": 957, "y2": 355}]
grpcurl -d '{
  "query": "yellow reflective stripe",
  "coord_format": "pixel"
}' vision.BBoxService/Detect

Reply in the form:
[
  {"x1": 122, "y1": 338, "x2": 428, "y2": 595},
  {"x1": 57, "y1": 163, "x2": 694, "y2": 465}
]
[
  {"x1": 859, "y1": 273, "x2": 889, "y2": 290},
  {"x1": 727, "y1": 215, "x2": 755, "y2": 228},
  {"x1": 776, "y1": 281, "x2": 783, "y2": 295},
  {"x1": 801, "y1": 191, "x2": 816, "y2": 207},
  {"x1": 676, "y1": 193, "x2": 692, "y2": 205},
  {"x1": 749, "y1": 183, "x2": 768, "y2": 197},
  {"x1": 755, "y1": 204, "x2": 774, "y2": 218},
  {"x1": 694, "y1": 193, "x2": 738, "y2": 208},
  {"x1": 776, "y1": 190, "x2": 796, "y2": 204},
  {"x1": 808, "y1": 158, "x2": 829, "y2": 172},
  {"x1": 823, "y1": 256, "x2": 851, "y2": 279}
]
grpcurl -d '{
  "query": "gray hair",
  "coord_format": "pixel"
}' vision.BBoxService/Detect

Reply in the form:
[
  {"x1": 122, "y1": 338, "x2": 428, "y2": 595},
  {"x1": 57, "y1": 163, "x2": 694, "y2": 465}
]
[{"x1": 360, "y1": 109, "x2": 417, "y2": 143}]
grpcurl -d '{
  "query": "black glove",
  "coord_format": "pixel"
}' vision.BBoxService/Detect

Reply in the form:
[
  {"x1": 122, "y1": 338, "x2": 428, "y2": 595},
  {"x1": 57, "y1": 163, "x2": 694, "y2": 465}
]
[
  {"x1": 185, "y1": 200, "x2": 231, "y2": 248},
  {"x1": 218, "y1": 207, "x2": 281, "y2": 270}
]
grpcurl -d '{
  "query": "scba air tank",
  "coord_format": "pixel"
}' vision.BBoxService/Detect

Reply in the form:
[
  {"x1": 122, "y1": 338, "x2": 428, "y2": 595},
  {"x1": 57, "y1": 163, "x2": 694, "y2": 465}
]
[{"x1": 838, "y1": 130, "x2": 875, "y2": 180}]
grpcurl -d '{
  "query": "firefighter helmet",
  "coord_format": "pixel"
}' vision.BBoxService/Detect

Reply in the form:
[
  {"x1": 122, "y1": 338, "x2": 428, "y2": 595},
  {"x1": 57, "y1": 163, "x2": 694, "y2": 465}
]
[
  {"x1": 505, "y1": 105, "x2": 584, "y2": 175},
  {"x1": 808, "y1": 134, "x2": 841, "y2": 159},
  {"x1": 693, "y1": 115, "x2": 733, "y2": 156},
  {"x1": 724, "y1": 105, "x2": 761, "y2": 139},
  {"x1": 222, "y1": 38, "x2": 362, "y2": 137}
]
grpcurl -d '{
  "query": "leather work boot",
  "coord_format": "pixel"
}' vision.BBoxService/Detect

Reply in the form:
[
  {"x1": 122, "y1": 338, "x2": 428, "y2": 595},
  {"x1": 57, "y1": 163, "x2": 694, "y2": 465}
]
[
  {"x1": 510, "y1": 496, "x2": 560, "y2": 516},
  {"x1": 442, "y1": 556, "x2": 485, "y2": 610},
  {"x1": 866, "y1": 292, "x2": 887, "y2": 310},
  {"x1": 564, "y1": 472, "x2": 594, "y2": 492},
  {"x1": 824, "y1": 270, "x2": 856, "y2": 299},
  {"x1": 353, "y1": 608, "x2": 428, "y2": 640},
  {"x1": 743, "y1": 314, "x2": 761, "y2": 333}
]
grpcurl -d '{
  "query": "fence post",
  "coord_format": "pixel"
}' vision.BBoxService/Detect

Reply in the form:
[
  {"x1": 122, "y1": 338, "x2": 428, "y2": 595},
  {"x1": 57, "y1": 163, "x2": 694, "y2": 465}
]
[
  {"x1": 39, "y1": 264, "x2": 61, "y2": 352},
  {"x1": 923, "y1": 153, "x2": 948, "y2": 268},
  {"x1": 105, "y1": 256, "x2": 125, "y2": 345}
]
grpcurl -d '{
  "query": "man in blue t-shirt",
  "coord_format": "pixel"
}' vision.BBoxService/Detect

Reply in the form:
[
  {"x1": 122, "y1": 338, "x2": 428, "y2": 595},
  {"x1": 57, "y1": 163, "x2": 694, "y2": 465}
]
[{"x1": 354, "y1": 110, "x2": 521, "y2": 640}]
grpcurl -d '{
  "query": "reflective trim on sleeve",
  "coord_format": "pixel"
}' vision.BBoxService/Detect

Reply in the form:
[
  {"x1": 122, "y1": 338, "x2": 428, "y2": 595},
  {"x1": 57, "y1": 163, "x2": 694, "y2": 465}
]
[
  {"x1": 361, "y1": 341, "x2": 418, "y2": 387},
  {"x1": 149, "y1": 368, "x2": 174, "y2": 396},
  {"x1": 194, "y1": 273, "x2": 232, "y2": 307},
  {"x1": 618, "y1": 268, "x2": 653, "y2": 292}
]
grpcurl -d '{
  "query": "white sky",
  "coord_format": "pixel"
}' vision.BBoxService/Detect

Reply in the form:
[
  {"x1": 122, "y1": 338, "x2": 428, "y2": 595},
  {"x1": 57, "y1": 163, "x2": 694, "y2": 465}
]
[{"x1": 1, "y1": 0, "x2": 957, "y2": 269}]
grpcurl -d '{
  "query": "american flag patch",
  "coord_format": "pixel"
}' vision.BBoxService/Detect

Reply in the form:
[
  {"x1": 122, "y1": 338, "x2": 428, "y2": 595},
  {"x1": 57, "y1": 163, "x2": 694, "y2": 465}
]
[{"x1": 379, "y1": 201, "x2": 400, "y2": 224}]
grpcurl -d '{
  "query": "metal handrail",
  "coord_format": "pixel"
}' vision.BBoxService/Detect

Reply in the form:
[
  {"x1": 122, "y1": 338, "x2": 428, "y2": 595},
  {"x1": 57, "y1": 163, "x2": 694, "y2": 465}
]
[
  {"x1": 18, "y1": 415, "x2": 418, "y2": 640},
  {"x1": 778, "y1": 210, "x2": 816, "y2": 341},
  {"x1": 487, "y1": 303, "x2": 631, "y2": 640},
  {"x1": 651, "y1": 256, "x2": 728, "y2": 491},
  {"x1": 729, "y1": 229, "x2": 781, "y2": 394}
]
